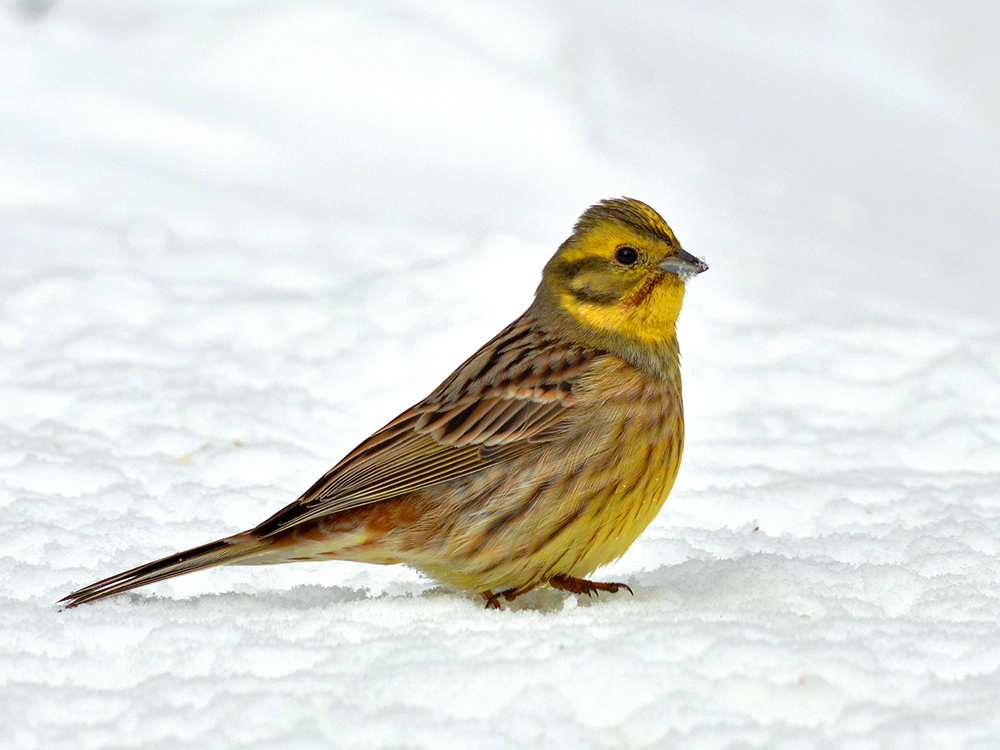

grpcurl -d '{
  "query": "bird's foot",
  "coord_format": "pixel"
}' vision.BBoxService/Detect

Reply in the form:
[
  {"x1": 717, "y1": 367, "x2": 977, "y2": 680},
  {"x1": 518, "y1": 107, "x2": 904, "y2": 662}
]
[
  {"x1": 480, "y1": 584, "x2": 537, "y2": 610},
  {"x1": 548, "y1": 574, "x2": 633, "y2": 599}
]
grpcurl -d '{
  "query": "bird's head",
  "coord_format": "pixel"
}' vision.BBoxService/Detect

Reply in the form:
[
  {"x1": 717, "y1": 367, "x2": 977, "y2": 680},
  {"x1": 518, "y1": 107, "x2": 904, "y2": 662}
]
[{"x1": 535, "y1": 198, "x2": 707, "y2": 360}]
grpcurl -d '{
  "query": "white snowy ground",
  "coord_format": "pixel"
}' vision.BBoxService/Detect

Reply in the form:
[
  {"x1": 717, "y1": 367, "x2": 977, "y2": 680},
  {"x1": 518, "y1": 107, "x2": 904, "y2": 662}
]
[{"x1": 3, "y1": 1, "x2": 1000, "y2": 748}]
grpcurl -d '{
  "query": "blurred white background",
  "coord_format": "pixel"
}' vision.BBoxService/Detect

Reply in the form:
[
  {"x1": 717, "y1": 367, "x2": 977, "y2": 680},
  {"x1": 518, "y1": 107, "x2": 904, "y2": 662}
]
[{"x1": 5, "y1": 1, "x2": 999, "y2": 317}]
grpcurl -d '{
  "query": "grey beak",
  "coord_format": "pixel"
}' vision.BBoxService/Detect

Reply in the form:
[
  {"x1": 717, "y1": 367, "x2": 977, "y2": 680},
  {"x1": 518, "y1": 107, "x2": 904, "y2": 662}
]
[{"x1": 659, "y1": 248, "x2": 708, "y2": 278}]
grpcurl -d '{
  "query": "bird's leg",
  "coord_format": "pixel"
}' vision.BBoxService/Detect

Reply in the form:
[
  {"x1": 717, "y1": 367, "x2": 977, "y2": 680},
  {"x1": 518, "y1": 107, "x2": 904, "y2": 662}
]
[
  {"x1": 548, "y1": 574, "x2": 634, "y2": 598},
  {"x1": 480, "y1": 583, "x2": 538, "y2": 610}
]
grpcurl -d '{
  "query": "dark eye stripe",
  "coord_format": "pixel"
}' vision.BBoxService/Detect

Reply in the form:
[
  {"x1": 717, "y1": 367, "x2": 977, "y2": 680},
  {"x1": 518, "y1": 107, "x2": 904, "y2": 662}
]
[
  {"x1": 561, "y1": 255, "x2": 621, "y2": 305},
  {"x1": 562, "y1": 256, "x2": 607, "y2": 279},
  {"x1": 571, "y1": 286, "x2": 619, "y2": 305}
]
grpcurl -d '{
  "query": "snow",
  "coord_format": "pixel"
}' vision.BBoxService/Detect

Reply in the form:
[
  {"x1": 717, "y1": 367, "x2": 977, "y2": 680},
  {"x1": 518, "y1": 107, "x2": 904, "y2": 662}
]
[{"x1": 3, "y1": 1, "x2": 1000, "y2": 748}]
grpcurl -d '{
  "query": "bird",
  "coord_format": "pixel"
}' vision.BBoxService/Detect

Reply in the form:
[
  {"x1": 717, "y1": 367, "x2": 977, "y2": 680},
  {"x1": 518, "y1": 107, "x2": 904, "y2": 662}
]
[{"x1": 60, "y1": 197, "x2": 707, "y2": 610}]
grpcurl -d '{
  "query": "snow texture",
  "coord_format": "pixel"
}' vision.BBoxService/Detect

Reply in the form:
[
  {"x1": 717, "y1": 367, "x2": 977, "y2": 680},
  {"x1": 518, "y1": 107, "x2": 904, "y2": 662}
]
[{"x1": 3, "y1": 2, "x2": 1000, "y2": 748}]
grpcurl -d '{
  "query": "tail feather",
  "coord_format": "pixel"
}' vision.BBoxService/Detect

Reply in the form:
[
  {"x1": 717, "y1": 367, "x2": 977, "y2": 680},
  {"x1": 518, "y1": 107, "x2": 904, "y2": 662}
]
[{"x1": 59, "y1": 533, "x2": 271, "y2": 608}]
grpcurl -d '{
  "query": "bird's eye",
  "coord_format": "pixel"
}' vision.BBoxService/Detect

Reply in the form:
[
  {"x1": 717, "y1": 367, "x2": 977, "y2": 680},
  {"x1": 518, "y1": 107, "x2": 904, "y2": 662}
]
[{"x1": 615, "y1": 246, "x2": 639, "y2": 265}]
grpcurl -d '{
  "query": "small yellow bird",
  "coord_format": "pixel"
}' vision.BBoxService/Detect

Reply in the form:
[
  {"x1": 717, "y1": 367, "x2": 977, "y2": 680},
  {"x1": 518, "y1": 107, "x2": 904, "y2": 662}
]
[{"x1": 61, "y1": 197, "x2": 707, "y2": 610}]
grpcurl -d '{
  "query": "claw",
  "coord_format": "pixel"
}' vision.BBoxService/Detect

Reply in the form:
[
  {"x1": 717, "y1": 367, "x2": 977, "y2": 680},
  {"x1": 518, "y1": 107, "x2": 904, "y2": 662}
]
[
  {"x1": 481, "y1": 588, "x2": 518, "y2": 609},
  {"x1": 549, "y1": 575, "x2": 633, "y2": 599},
  {"x1": 480, "y1": 583, "x2": 538, "y2": 610},
  {"x1": 481, "y1": 590, "x2": 504, "y2": 610}
]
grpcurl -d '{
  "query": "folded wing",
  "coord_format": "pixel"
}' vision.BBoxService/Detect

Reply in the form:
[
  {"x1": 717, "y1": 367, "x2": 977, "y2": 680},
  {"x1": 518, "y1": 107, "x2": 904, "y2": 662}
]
[{"x1": 254, "y1": 318, "x2": 604, "y2": 537}]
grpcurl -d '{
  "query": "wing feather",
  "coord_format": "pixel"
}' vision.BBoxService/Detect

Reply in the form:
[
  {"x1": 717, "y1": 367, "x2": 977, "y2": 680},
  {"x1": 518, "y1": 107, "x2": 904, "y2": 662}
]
[{"x1": 253, "y1": 314, "x2": 606, "y2": 538}]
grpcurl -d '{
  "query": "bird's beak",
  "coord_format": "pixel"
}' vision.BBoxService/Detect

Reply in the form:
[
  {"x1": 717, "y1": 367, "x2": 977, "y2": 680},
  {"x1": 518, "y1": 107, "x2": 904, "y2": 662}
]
[{"x1": 659, "y1": 249, "x2": 708, "y2": 279}]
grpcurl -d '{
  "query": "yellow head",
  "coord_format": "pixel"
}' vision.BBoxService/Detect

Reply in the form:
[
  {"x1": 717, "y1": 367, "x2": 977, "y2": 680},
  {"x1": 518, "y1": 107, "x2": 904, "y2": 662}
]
[{"x1": 534, "y1": 198, "x2": 707, "y2": 368}]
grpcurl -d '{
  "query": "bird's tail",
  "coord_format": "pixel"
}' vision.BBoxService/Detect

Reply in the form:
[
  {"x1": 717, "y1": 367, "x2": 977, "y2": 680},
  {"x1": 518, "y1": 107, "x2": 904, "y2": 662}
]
[{"x1": 59, "y1": 532, "x2": 272, "y2": 608}]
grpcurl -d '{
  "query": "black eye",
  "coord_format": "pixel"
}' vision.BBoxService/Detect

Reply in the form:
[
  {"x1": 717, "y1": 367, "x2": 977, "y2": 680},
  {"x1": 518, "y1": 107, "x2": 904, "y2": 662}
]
[{"x1": 615, "y1": 246, "x2": 639, "y2": 265}]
